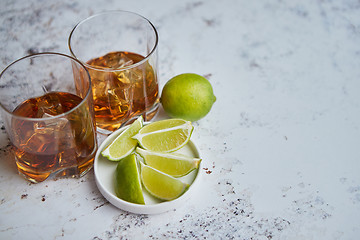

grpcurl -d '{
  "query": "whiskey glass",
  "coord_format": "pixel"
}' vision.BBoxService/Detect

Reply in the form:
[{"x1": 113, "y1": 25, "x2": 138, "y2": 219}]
[
  {"x1": 69, "y1": 10, "x2": 160, "y2": 134},
  {"x1": 0, "y1": 53, "x2": 98, "y2": 183}
]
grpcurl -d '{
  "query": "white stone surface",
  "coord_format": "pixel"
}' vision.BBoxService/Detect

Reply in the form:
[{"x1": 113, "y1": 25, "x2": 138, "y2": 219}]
[{"x1": 1, "y1": 0, "x2": 360, "y2": 239}]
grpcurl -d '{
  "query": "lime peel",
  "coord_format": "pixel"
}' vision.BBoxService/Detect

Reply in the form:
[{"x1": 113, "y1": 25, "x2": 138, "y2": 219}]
[{"x1": 135, "y1": 122, "x2": 191, "y2": 137}]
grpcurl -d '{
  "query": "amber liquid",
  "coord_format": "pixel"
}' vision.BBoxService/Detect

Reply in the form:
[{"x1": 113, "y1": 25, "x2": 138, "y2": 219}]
[
  {"x1": 86, "y1": 51, "x2": 159, "y2": 132},
  {"x1": 12, "y1": 92, "x2": 97, "y2": 183}
]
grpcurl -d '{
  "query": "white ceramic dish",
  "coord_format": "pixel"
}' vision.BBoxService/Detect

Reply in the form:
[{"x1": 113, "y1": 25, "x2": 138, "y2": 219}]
[{"x1": 94, "y1": 123, "x2": 202, "y2": 214}]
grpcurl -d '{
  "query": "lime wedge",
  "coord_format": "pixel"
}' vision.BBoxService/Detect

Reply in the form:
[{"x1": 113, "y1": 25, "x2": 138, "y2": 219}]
[
  {"x1": 101, "y1": 116, "x2": 143, "y2": 161},
  {"x1": 136, "y1": 147, "x2": 201, "y2": 177},
  {"x1": 114, "y1": 154, "x2": 144, "y2": 204},
  {"x1": 133, "y1": 119, "x2": 193, "y2": 152},
  {"x1": 140, "y1": 162, "x2": 189, "y2": 201}
]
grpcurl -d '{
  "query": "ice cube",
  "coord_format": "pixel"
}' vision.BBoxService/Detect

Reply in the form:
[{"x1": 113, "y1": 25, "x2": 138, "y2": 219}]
[
  {"x1": 32, "y1": 112, "x2": 70, "y2": 140},
  {"x1": 39, "y1": 93, "x2": 65, "y2": 116},
  {"x1": 130, "y1": 67, "x2": 143, "y2": 83},
  {"x1": 116, "y1": 52, "x2": 134, "y2": 68},
  {"x1": 115, "y1": 71, "x2": 131, "y2": 84},
  {"x1": 101, "y1": 52, "x2": 134, "y2": 69},
  {"x1": 116, "y1": 58, "x2": 133, "y2": 68},
  {"x1": 93, "y1": 79, "x2": 108, "y2": 98},
  {"x1": 21, "y1": 130, "x2": 55, "y2": 153}
]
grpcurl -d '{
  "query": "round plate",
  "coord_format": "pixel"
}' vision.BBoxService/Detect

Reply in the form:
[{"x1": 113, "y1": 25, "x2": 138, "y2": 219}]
[{"x1": 94, "y1": 123, "x2": 202, "y2": 214}]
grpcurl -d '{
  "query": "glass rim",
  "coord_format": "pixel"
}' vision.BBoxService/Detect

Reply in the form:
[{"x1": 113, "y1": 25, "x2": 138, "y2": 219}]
[
  {"x1": 0, "y1": 52, "x2": 93, "y2": 121},
  {"x1": 68, "y1": 10, "x2": 159, "y2": 72}
]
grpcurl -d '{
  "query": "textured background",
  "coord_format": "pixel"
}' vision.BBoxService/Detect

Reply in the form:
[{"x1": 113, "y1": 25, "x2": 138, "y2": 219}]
[{"x1": 1, "y1": 0, "x2": 360, "y2": 239}]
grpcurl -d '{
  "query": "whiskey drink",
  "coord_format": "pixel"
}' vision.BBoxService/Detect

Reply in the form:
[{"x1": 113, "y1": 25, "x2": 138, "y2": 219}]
[
  {"x1": 86, "y1": 51, "x2": 159, "y2": 132},
  {"x1": 68, "y1": 10, "x2": 160, "y2": 133},
  {"x1": 11, "y1": 92, "x2": 97, "y2": 182},
  {"x1": 0, "y1": 52, "x2": 97, "y2": 183}
]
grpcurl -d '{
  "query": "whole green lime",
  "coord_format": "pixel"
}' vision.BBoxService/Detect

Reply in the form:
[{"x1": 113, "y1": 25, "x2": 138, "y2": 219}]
[{"x1": 161, "y1": 73, "x2": 216, "y2": 121}]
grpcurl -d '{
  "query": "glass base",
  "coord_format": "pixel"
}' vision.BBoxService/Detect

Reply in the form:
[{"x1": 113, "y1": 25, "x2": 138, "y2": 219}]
[
  {"x1": 96, "y1": 102, "x2": 160, "y2": 135},
  {"x1": 16, "y1": 157, "x2": 95, "y2": 183}
]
